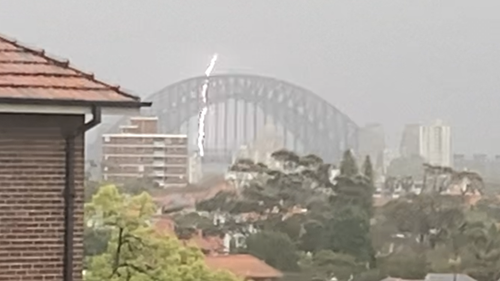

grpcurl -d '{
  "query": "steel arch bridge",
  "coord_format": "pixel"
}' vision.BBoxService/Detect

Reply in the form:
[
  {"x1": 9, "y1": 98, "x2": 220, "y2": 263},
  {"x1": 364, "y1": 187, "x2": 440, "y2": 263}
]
[{"x1": 99, "y1": 74, "x2": 358, "y2": 164}]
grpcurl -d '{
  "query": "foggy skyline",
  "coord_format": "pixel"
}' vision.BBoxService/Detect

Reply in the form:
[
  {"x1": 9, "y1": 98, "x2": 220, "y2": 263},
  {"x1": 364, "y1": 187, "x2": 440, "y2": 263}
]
[{"x1": 1, "y1": 0, "x2": 499, "y2": 154}]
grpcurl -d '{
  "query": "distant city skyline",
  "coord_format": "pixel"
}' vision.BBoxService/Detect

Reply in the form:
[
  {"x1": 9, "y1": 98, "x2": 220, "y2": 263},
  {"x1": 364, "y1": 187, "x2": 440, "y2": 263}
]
[{"x1": 2, "y1": 1, "x2": 500, "y2": 154}]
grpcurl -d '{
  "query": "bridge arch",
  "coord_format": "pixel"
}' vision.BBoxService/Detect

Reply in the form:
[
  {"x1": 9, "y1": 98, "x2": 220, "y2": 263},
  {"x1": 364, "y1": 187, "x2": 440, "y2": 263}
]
[{"x1": 98, "y1": 74, "x2": 358, "y2": 164}]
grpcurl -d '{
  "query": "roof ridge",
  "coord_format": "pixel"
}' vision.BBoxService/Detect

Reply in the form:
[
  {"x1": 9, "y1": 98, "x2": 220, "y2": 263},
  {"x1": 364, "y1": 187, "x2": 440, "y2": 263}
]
[
  {"x1": 0, "y1": 84, "x2": 108, "y2": 90},
  {"x1": 0, "y1": 73, "x2": 82, "y2": 77},
  {"x1": 0, "y1": 61, "x2": 54, "y2": 65},
  {"x1": 0, "y1": 32, "x2": 141, "y2": 101}
]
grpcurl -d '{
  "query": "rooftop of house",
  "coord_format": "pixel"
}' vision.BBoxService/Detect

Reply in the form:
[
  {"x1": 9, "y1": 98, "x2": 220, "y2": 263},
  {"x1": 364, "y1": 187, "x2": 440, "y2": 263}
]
[
  {"x1": 205, "y1": 254, "x2": 283, "y2": 279},
  {"x1": 425, "y1": 274, "x2": 477, "y2": 281},
  {"x1": 381, "y1": 278, "x2": 423, "y2": 281},
  {"x1": 382, "y1": 274, "x2": 477, "y2": 281},
  {"x1": 0, "y1": 33, "x2": 148, "y2": 108},
  {"x1": 182, "y1": 233, "x2": 224, "y2": 254},
  {"x1": 154, "y1": 217, "x2": 281, "y2": 279},
  {"x1": 153, "y1": 177, "x2": 236, "y2": 210},
  {"x1": 153, "y1": 215, "x2": 176, "y2": 236},
  {"x1": 152, "y1": 215, "x2": 224, "y2": 254}
]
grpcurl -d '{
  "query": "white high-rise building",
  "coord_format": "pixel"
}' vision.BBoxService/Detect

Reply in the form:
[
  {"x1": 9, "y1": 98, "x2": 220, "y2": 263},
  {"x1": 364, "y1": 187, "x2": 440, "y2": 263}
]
[
  {"x1": 419, "y1": 119, "x2": 451, "y2": 167},
  {"x1": 400, "y1": 119, "x2": 451, "y2": 167}
]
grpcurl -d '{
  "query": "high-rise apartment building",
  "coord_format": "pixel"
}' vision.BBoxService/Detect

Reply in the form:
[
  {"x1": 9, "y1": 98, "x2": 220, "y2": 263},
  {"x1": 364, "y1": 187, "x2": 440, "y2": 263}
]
[
  {"x1": 419, "y1": 119, "x2": 451, "y2": 167},
  {"x1": 102, "y1": 117, "x2": 189, "y2": 187},
  {"x1": 400, "y1": 120, "x2": 451, "y2": 167},
  {"x1": 400, "y1": 124, "x2": 422, "y2": 158}
]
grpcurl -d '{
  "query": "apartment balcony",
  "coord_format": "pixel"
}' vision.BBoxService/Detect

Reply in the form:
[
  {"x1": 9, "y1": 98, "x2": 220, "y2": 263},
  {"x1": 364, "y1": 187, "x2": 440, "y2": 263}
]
[
  {"x1": 151, "y1": 170, "x2": 166, "y2": 177},
  {"x1": 152, "y1": 160, "x2": 165, "y2": 167},
  {"x1": 153, "y1": 141, "x2": 165, "y2": 148},
  {"x1": 153, "y1": 150, "x2": 165, "y2": 157}
]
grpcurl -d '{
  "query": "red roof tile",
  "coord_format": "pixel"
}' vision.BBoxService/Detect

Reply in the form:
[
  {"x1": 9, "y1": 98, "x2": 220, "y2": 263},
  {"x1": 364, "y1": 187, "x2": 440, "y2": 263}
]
[
  {"x1": 153, "y1": 216, "x2": 176, "y2": 235},
  {"x1": 0, "y1": 34, "x2": 149, "y2": 107},
  {"x1": 205, "y1": 254, "x2": 283, "y2": 279},
  {"x1": 153, "y1": 179, "x2": 237, "y2": 210},
  {"x1": 183, "y1": 233, "x2": 225, "y2": 253},
  {"x1": 152, "y1": 216, "x2": 225, "y2": 254}
]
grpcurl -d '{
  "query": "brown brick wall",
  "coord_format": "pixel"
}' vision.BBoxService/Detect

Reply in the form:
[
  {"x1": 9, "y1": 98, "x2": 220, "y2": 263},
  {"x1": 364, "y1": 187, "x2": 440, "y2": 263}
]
[{"x1": 0, "y1": 113, "x2": 84, "y2": 281}]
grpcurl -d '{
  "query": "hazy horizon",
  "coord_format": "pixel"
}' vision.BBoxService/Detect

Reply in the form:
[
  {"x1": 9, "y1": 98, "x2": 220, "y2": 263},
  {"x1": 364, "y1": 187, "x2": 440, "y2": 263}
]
[{"x1": 1, "y1": 0, "x2": 499, "y2": 155}]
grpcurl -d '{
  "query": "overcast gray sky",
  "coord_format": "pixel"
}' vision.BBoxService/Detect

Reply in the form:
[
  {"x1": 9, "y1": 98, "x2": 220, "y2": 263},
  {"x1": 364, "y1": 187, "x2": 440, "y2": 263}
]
[{"x1": 1, "y1": 0, "x2": 499, "y2": 155}]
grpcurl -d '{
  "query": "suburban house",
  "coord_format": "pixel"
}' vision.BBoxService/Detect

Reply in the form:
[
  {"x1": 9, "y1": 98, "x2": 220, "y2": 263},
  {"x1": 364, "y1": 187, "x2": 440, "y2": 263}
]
[
  {"x1": 381, "y1": 274, "x2": 478, "y2": 281},
  {"x1": 153, "y1": 215, "x2": 283, "y2": 281},
  {"x1": 0, "y1": 34, "x2": 149, "y2": 281},
  {"x1": 205, "y1": 254, "x2": 283, "y2": 281}
]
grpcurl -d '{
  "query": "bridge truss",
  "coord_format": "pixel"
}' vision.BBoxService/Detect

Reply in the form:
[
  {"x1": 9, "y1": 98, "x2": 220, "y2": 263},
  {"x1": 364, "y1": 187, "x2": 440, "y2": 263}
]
[{"x1": 94, "y1": 74, "x2": 358, "y2": 165}]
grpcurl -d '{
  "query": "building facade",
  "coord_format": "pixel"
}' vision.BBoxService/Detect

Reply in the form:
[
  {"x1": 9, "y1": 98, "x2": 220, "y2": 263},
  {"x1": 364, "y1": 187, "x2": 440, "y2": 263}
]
[
  {"x1": 400, "y1": 120, "x2": 451, "y2": 167},
  {"x1": 102, "y1": 117, "x2": 189, "y2": 187},
  {"x1": 0, "y1": 35, "x2": 147, "y2": 281},
  {"x1": 400, "y1": 124, "x2": 422, "y2": 158},
  {"x1": 419, "y1": 119, "x2": 451, "y2": 167}
]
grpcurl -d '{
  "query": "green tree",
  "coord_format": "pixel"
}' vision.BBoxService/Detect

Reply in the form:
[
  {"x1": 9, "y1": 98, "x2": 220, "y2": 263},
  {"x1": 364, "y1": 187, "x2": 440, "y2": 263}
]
[
  {"x1": 328, "y1": 206, "x2": 373, "y2": 263},
  {"x1": 386, "y1": 155, "x2": 425, "y2": 179},
  {"x1": 299, "y1": 220, "x2": 328, "y2": 253},
  {"x1": 340, "y1": 150, "x2": 359, "y2": 177},
  {"x1": 172, "y1": 212, "x2": 224, "y2": 238},
  {"x1": 271, "y1": 149, "x2": 300, "y2": 171},
  {"x1": 379, "y1": 250, "x2": 428, "y2": 279},
  {"x1": 382, "y1": 194, "x2": 464, "y2": 248},
  {"x1": 462, "y1": 223, "x2": 500, "y2": 281},
  {"x1": 475, "y1": 197, "x2": 500, "y2": 222},
  {"x1": 245, "y1": 231, "x2": 300, "y2": 272},
  {"x1": 84, "y1": 226, "x2": 110, "y2": 258},
  {"x1": 362, "y1": 156, "x2": 375, "y2": 186},
  {"x1": 84, "y1": 185, "x2": 239, "y2": 281},
  {"x1": 300, "y1": 250, "x2": 364, "y2": 281},
  {"x1": 329, "y1": 150, "x2": 375, "y2": 265},
  {"x1": 298, "y1": 154, "x2": 324, "y2": 168}
]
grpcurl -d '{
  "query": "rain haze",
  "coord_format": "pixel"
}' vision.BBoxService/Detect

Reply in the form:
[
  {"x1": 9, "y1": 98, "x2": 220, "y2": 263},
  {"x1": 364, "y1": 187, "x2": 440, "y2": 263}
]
[
  {"x1": 3, "y1": 1, "x2": 500, "y2": 280},
  {"x1": 2, "y1": 0, "x2": 500, "y2": 154}
]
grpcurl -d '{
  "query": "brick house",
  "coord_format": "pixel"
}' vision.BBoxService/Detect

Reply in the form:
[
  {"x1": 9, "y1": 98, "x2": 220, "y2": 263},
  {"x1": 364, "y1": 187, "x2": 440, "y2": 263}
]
[
  {"x1": 0, "y1": 34, "x2": 149, "y2": 281},
  {"x1": 205, "y1": 254, "x2": 283, "y2": 281},
  {"x1": 153, "y1": 216, "x2": 282, "y2": 281}
]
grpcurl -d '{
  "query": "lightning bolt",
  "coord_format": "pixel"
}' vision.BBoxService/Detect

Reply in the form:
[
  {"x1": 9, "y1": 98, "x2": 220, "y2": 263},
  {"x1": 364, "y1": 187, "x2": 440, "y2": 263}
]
[{"x1": 197, "y1": 53, "x2": 218, "y2": 157}]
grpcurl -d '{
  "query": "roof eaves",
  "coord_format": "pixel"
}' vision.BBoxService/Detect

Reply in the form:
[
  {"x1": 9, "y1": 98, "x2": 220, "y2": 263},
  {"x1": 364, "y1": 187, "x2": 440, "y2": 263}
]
[
  {"x1": 0, "y1": 96, "x2": 151, "y2": 108},
  {"x1": 0, "y1": 33, "x2": 143, "y2": 103}
]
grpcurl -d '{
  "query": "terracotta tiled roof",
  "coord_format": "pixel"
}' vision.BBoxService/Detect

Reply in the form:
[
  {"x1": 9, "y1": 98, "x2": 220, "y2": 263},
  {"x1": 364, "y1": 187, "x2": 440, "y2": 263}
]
[
  {"x1": 205, "y1": 254, "x2": 283, "y2": 279},
  {"x1": 153, "y1": 179, "x2": 236, "y2": 210},
  {"x1": 152, "y1": 216, "x2": 225, "y2": 254},
  {"x1": 153, "y1": 216, "x2": 176, "y2": 235},
  {"x1": 182, "y1": 234, "x2": 224, "y2": 253},
  {"x1": 0, "y1": 33, "x2": 149, "y2": 107}
]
